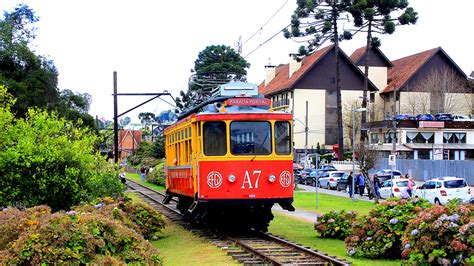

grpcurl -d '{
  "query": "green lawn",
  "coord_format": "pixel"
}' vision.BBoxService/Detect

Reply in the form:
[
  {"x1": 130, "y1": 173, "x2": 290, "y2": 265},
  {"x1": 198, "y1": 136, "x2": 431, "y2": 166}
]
[
  {"x1": 126, "y1": 192, "x2": 237, "y2": 265},
  {"x1": 293, "y1": 191, "x2": 376, "y2": 215},
  {"x1": 269, "y1": 213, "x2": 401, "y2": 266},
  {"x1": 126, "y1": 172, "x2": 165, "y2": 191}
]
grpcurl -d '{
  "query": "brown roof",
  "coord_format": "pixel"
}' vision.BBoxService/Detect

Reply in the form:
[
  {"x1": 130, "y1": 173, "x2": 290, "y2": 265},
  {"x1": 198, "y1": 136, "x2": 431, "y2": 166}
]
[
  {"x1": 258, "y1": 45, "x2": 333, "y2": 96},
  {"x1": 350, "y1": 47, "x2": 366, "y2": 63},
  {"x1": 383, "y1": 47, "x2": 440, "y2": 93}
]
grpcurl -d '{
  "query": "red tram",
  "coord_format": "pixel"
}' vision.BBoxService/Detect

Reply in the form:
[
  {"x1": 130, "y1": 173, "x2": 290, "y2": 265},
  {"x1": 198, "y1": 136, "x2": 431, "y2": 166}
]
[{"x1": 163, "y1": 82, "x2": 294, "y2": 230}]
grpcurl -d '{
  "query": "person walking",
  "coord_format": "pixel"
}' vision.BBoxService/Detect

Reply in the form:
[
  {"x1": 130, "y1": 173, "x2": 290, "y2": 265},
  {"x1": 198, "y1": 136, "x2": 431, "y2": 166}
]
[
  {"x1": 373, "y1": 174, "x2": 381, "y2": 199},
  {"x1": 140, "y1": 166, "x2": 146, "y2": 182},
  {"x1": 407, "y1": 175, "x2": 414, "y2": 197},
  {"x1": 347, "y1": 171, "x2": 353, "y2": 197},
  {"x1": 358, "y1": 174, "x2": 365, "y2": 197}
]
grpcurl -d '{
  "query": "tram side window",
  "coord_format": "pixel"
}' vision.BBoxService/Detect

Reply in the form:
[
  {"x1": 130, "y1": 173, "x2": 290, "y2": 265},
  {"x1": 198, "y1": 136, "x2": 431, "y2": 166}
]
[
  {"x1": 230, "y1": 121, "x2": 271, "y2": 155},
  {"x1": 275, "y1": 121, "x2": 291, "y2": 155},
  {"x1": 203, "y1": 121, "x2": 227, "y2": 156}
]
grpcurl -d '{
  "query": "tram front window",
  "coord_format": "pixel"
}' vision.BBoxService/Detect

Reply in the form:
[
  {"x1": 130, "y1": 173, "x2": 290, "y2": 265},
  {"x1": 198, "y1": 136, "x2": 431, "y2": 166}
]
[
  {"x1": 203, "y1": 121, "x2": 227, "y2": 156},
  {"x1": 231, "y1": 121, "x2": 271, "y2": 155}
]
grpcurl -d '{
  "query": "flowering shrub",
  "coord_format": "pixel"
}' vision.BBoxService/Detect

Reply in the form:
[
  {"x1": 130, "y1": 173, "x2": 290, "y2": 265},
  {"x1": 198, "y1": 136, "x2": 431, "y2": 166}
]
[
  {"x1": 401, "y1": 202, "x2": 473, "y2": 265},
  {"x1": 0, "y1": 202, "x2": 163, "y2": 265},
  {"x1": 146, "y1": 162, "x2": 165, "y2": 186},
  {"x1": 314, "y1": 210, "x2": 358, "y2": 240},
  {"x1": 345, "y1": 197, "x2": 430, "y2": 259}
]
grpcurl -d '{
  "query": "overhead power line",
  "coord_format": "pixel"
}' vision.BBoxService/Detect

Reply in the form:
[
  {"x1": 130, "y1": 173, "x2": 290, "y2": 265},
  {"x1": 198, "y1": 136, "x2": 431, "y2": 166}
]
[
  {"x1": 244, "y1": 0, "x2": 289, "y2": 44},
  {"x1": 243, "y1": 24, "x2": 290, "y2": 58}
]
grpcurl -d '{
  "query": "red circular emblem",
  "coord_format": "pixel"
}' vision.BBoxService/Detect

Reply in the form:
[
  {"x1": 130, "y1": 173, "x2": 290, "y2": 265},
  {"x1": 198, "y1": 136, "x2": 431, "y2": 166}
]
[
  {"x1": 279, "y1": 171, "x2": 292, "y2": 187},
  {"x1": 206, "y1": 171, "x2": 223, "y2": 188}
]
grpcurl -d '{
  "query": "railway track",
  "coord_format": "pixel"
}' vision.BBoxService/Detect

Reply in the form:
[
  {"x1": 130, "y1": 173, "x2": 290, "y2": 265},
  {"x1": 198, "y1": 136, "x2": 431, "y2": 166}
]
[{"x1": 126, "y1": 179, "x2": 351, "y2": 265}]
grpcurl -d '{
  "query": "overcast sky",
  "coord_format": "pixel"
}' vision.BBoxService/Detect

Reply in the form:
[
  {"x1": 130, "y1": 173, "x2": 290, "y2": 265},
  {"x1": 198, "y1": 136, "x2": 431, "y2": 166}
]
[{"x1": 1, "y1": 0, "x2": 473, "y2": 123}]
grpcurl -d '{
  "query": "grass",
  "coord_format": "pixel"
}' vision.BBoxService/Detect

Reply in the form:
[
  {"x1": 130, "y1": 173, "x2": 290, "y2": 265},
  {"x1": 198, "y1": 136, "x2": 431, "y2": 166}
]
[
  {"x1": 268, "y1": 213, "x2": 401, "y2": 266},
  {"x1": 125, "y1": 191, "x2": 237, "y2": 265},
  {"x1": 126, "y1": 172, "x2": 165, "y2": 191},
  {"x1": 292, "y1": 191, "x2": 376, "y2": 215}
]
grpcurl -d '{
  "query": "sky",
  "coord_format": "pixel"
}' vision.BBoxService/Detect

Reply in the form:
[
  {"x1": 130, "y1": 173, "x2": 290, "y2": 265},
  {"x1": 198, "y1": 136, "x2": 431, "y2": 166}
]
[{"x1": 1, "y1": 0, "x2": 473, "y2": 123}]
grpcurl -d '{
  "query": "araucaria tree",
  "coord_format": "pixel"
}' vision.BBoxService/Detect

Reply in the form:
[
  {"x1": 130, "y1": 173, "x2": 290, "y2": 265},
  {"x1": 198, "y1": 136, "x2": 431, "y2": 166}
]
[
  {"x1": 283, "y1": 0, "x2": 353, "y2": 161},
  {"x1": 348, "y1": 0, "x2": 417, "y2": 140},
  {"x1": 176, "y1": 45, "x2": 249, "y2": 110}
]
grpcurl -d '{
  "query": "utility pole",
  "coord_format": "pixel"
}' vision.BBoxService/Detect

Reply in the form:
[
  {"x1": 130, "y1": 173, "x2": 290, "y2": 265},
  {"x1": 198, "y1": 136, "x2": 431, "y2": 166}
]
[
  {"x1": 113, "y1": 72, "x2": 119, "y2": 163},
  {"x1": 305, "y1": 101, "x2": 308, "y2": 169},
  {"x1": 391, "y1": 86, "x2": 397, "y2": 183}
]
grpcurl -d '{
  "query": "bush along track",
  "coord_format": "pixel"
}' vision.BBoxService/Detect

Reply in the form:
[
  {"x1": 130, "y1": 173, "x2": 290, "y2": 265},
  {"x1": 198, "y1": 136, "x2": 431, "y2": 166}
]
[{"x1": 0, "y1": 197, "x2": 166, "y2": 265}]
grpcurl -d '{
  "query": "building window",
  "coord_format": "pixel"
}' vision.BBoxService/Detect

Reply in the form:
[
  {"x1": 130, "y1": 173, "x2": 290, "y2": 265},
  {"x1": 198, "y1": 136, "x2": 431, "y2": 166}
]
[
  {"x1": 384, "y1": 132, "x2": 398, "y2": 143},
  {"x1": 443, "y1": 132, "x2": 466, "y2": 143},
  {"x1": 407, "y1": 132, "x2": 434, "y2": 143},
  {"x1": 370, "y1": 133, "x2": 379, "y2": 144},
  {"x1": 417, "y1": 149, "x2": 431, "y2": 160}
]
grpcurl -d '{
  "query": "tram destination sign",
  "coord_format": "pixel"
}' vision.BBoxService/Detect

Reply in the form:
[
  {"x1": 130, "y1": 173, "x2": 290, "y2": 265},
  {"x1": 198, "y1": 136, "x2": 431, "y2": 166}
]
[{"x1": 226, "y1": 98, "x2": 271, "y2": 107}]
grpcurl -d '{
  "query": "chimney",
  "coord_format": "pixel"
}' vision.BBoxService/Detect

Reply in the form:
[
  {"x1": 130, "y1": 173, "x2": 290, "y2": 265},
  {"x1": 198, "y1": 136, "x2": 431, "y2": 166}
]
[
  {"x1": 265, "y1": 64, "x2": 276, "y2": 86},
  {"x1": 289, "y1": 53, "x2": 301, "y2": 78}
]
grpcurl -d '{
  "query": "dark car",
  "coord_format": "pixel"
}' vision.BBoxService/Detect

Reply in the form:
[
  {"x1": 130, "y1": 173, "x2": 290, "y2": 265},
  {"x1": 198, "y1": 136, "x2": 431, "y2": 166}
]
[
  {"x1": 336, "y1": 172, "x2": 362, "y2": 191},
  {"x1": 394, "y1": 114, "x2": 416, "y2": 121},
  {"x1": 416, "y1": 114, "x2": 434, "y2": 121},
  {"x1": 298, "y1": 169, "x2": 314, "y2": 185},
  {"x1": 434, "y1": 113, "x2": 454, "y2": 121},
  {"x1": 374, "y1": 169, "x2": 403, "y2": 183}
]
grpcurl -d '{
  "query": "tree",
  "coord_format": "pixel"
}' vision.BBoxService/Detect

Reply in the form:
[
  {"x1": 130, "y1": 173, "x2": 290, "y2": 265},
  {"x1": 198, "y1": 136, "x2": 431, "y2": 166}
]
[
  {"x1": 348, "y1": 0, "x2": 417, "y2": 140},
  {"x1": 0, "y1": 86, "x2": 123, "y2": 211},
  {"x1": 151, "y1": 136, "x2": 165, "y2": 159},
  {"x1": 138, "y1": 112, "x2": 155, "y2": 128},
  {"x1": 119, "y1": 116, "x2": 131, "y2": 127},
  {"x1": 283, "y1": 0, "x2": 353, "y2": 161},
  {"x1": 354, "y1": 142, "x2": 380, "y2": 203},
  {"x1": 0, "y1": 4, "x2": 60, "y2": 117},
  {"x1": 176, "y1": 45, "x2": 250, "y2": 110}
]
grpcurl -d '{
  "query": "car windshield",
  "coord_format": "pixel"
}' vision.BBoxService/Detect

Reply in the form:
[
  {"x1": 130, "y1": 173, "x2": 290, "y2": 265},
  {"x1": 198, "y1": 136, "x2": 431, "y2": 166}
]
[
  {"x1": 331, "y1": 172, "x2": 344, "y2": 177},
  {"x1": 443, "y1": 179, "x2": 467, "y2": 188},
  {"x1": 396, "y1": 181, "x2": 409, "y2": 187}
]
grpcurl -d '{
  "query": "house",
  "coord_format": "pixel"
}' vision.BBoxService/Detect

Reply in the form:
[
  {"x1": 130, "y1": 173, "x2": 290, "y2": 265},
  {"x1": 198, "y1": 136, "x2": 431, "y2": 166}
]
[
  {"x1": 118, "y1": 129, "x2": 142, "y2": 159},
  {"x1": 379, "y1": 47, "x2": 472, "y2": 117},
  {"x1": 258, "y1": 45, "x2": 378, "y2": 156}
]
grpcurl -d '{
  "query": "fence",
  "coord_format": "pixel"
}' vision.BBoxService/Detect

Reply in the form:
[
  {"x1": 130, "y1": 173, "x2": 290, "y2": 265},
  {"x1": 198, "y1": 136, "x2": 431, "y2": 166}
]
[{"x1": 375, "y1": 158, "x2": 474, "y2": 185}]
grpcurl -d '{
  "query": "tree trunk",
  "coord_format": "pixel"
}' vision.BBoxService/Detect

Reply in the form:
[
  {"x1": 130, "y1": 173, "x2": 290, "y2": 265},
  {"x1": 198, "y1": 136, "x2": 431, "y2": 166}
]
[
  {"x1": 333, "y1": 5, "x2": 344, "y2": 162},
  {"x1": 360, "y1": 21, "x2": 372, "y2": 142}
]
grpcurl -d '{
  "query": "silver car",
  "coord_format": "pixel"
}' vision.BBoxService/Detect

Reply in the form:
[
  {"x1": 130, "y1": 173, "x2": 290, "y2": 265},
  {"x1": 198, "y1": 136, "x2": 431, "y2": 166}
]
[{"x1": 317, "y1": 171, "x2": 345, "y2": 189}]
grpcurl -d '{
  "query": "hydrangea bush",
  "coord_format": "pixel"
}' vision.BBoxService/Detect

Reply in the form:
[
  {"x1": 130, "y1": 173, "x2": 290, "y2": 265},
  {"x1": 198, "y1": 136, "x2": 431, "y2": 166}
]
[
  {"x1": 314, "y1": 210, "x2": 358, "y2": 240},
  {"x1": 345, "y1": 197, "x2": 430, "y2": 259},
  {"x1": 401, "y1": 201, "x2": 474, "y2": 265},
  {"x1": 0, "y1": 199, "x2": 165, "y2": 265}
]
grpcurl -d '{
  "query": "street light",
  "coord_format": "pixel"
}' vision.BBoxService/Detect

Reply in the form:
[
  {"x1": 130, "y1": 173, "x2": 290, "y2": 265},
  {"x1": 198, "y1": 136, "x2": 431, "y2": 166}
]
[{"x1": 352, "y1": 107, "x2": 367, "y2": 202}]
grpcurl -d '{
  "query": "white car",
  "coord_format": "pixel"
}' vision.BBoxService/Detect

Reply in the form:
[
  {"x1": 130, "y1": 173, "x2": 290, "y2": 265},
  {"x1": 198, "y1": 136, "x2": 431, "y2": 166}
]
[
  {"x1": 379, "y1": 178, "x2": 416, "y2": 199},
  {"x1": 414, "y1": 177, "x2": 471, "y2": 205},
  {"x1": 317, "y1": 171, "x2": 345, "y2": 189},
  {"x1": 452, "y1": 114, "x2": 474, "y2": 121}
]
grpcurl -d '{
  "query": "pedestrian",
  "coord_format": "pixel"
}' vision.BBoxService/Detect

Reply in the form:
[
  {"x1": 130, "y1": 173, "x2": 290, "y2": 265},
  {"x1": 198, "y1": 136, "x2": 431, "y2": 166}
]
[
  {"x1": 140, "y1": 166, "x2": 146, "y2": 181},
  {"x1": 373, "y1": 174, "x2": 381, "y2": 199},
  {"x1": 407, "y1": 175, "x2": 414, "y2": 197},
  {"x1": 119, "y1": 168, "x2": 126, "y2": 184},
  {"x1": 347, "y1": 171, "x2": 353, "y2": 197},
  {"x1": 366, "y1": 175, "x2": 373, "y2": 200},
  {"x1": 358, "y1": 174, "x2": 365, "y2": 197}
]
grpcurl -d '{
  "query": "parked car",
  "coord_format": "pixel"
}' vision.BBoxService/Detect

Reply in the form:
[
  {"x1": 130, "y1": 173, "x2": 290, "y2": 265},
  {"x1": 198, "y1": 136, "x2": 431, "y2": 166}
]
[
  {"x1": 336, "y1": 172, "x2": 362, "y2": 192},
  {"x1": 452, "y1": 114, "x2": 474, "y2": 121},
  {"x1": 305, "y1": 165, "x2": 338, "y2": 186},
  {"x1": 298, "y1": 169, "x2": 314, "y2": 185},
  {"x1": 374, "y1": 169, "x2": 403, "y2": 183},
  {"x1": 394, "y1": 114, "x2": 416, "y2": 121},
  {"x1": 413, "y1": 177, "x2": 470, "y2": 205},
  {"x1": 379, "y1": 178, "x2": 416, "y2": 199},
  {"x1": 434, "y1": 113, "x2": 454, "y2": 121},
  {"x1": 416, "y1": 113, "x2": 434, "y2": 121},
  {"x1": 317, "y1": 171, "x2": 345, "y2": 189}
]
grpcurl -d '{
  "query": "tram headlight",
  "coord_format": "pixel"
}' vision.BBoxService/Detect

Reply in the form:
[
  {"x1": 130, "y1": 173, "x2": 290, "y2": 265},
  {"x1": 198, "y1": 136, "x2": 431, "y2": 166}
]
[
  {"x1": 228, "y1": 174, "x2": 236, "y2": 183},
  {"x1": 268, "y1": 174, "x2": 276, "y2": 183}
]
